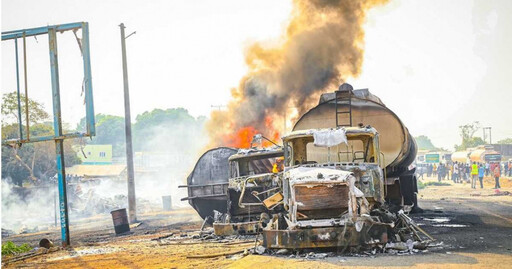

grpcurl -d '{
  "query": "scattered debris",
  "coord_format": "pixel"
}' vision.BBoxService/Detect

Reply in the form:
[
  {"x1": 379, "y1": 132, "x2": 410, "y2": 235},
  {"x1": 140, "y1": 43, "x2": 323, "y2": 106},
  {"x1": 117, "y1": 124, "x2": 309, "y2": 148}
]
[
  {"x1": 129, "y1": 222, "x2": 142, "y2": 229},
  {"x1": 422, "y1": 217, "x2": 450, "y2": 223},
  {"x1": 39, "y1": 238, "x2": 53, "y2": 249},
  {"x1": 186, "y1": 249, "x2": 248, "y2": 259},
  {"x1": 151, "y1": 233, "x2": 175, "y2": 241},
  {"x1": 2, "y1": 245, "x2": 61, "y2": 265},
  {"x1": 490, "y1": 190, "x2": 511, "y2": 196},
  {"x1": 254, "y1": 245, "x2": 266, "y2": 255},
  {"x1": 1, "y1": 229, "x2": 15, "y2": 238},
  {"x1": 432, "y1": 224, "x2": 468, "y2": 228}
]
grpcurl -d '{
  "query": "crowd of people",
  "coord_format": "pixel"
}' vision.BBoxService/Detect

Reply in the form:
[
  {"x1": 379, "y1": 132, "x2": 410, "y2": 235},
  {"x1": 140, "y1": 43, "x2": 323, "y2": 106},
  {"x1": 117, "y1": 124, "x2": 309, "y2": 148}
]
[{"x1": 417, "y1": 160, "x2": 511, "y2": 189}]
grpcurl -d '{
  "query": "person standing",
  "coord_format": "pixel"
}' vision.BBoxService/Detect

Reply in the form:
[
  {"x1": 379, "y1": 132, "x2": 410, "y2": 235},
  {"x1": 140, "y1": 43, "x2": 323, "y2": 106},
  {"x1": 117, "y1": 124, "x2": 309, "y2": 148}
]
[
  {"x1": 466, "y1": 163, "x2": 471, "y2": 183},
  {"x1": 433, "y1": 163, "x2": 438, "y2": 177},
  {"x1": 448, "y1": 163, "x2": 453, "y2": 180},
  {"x1": 493, "y1": 164, "x2": 501, "y2": 189},
  {"x1": 453, "y1": 161, "x2": 459, "y2": 183},
  {"x1": 460, "y1": 164, "x2": 465, "y2": 183},
  {"x1": 471, "y1": 161, "x2": 478, "y2": 189},
  {"x1": 437, "y1": 163, "x2": 443, "y2": 182},
  {"x1": 485, "y1": 162, "x2": 490, "y2": 176},
  {"x1": 478, "y1": 163, "x2": 485, "y2": 188}
]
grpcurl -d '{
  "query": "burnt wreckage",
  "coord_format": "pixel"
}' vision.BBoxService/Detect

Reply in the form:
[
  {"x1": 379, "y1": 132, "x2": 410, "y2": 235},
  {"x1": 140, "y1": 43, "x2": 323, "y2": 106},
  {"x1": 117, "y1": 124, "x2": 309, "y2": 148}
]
[{"x1": 183, "y1": 84, "x2": 427, "y2": 249}]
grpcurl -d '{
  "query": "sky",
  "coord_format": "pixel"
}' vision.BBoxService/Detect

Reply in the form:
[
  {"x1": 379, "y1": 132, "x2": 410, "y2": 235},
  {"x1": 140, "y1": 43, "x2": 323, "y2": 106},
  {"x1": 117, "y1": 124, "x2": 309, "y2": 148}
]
[{"x1": 1, "y1": 0, "x2": 511, "y2": 150}]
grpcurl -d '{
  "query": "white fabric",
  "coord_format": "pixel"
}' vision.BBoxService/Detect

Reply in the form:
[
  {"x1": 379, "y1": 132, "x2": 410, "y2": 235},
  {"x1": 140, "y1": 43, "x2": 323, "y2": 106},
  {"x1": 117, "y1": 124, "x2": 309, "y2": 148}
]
[
  {"x1": 313, "y1": 129, "x2": 347, "y2": 147},
  {"x1": 287, "y1": 166, "x2": 352, "y2": 183}
]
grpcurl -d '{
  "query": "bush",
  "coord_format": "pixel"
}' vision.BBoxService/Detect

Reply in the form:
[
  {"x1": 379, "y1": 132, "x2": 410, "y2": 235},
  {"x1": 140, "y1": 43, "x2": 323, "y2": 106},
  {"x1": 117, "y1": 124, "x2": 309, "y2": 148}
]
[
  {"x1": 1, "y1": 241, "x2": 32, "y2": 256},
  {"x1": 417, "y1": 180, "x2": 426, "y2": 190},
  {"x1": 417, "y1": 180, "x2": 451, "y2": 190}
]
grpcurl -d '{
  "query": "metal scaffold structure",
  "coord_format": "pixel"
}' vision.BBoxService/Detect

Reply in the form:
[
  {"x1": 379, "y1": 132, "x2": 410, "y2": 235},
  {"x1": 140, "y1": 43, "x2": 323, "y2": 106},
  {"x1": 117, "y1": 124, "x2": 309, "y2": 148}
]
[{"x1": 1, "y1": 22, "x2": 96, "y2": 247}]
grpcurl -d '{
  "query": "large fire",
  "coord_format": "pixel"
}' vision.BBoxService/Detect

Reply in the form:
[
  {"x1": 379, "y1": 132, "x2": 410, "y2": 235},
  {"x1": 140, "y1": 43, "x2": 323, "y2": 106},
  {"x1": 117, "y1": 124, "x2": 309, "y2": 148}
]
[
  {"x1": 222, "y1": 116, "x2": 281, "y2": 148},
  {"x1": 206, "y1": 0, "x2": 387, "y2": 149}
]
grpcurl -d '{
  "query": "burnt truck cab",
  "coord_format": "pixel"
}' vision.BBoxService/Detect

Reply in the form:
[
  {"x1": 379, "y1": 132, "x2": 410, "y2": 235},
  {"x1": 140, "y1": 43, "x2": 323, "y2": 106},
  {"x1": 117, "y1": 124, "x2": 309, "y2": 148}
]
[
  {"x1": 283, "y1": 126, "x2": 385, "y2": 207},
  {"x1": 213, "y1": 147, "x2": 285, "y2": 235},
  {"x1": 262, "y1": 126, "x2": 392, "y2": 249}
]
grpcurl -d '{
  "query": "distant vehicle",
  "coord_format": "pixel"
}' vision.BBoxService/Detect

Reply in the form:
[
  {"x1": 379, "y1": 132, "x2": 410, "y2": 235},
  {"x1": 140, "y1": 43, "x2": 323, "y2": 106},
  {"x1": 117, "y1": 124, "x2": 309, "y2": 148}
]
[
  {"x1": 424, "y1": 152, "x2": 452, "y2": 164},
  {"x1": 452, "y1": 146, "x2": 501, "y2": 164}
]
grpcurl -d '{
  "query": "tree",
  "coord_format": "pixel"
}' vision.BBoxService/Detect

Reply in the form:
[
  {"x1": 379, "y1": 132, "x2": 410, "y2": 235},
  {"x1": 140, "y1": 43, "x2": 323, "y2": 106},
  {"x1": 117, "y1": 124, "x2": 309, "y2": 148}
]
[
  {"x1": 1, "y1": 92, "x2": 50, "y2": 127},
  {"x1": 132, "y1": 108, "x2": 206, "y2": 155},
  {"x1": 77, "y1": 114, "x2": 126, "y2": 157},
  {"x1": 77, "y1": 109, "x2": 206, "y2": 159},
  {"x1": 497, "y1": 138, "x2": 512, "y2": 144},
  {"x1": 414, "y1": 135, "x2": 437, "y2": 150},
  {"x1": 454, "y1": 121, "x2": 484, "y2": 151},
  {"x1": 1, "y1": 94, "x2": 80, "y2": 186},
  {"x1": 2, "y1": 123, "x2": 81, "y2": 186},
  {"x1": 458, "y1": 121, "x2": 481, "y2": 142}
]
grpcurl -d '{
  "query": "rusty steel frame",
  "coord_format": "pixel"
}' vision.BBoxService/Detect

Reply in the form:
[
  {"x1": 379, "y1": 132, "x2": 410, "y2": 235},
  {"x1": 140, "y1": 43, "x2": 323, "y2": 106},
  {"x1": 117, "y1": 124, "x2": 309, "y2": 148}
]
[
  {"x1": 1, "y1": 22, "x2": 95, "y2": 247},
  {"x1": 262, "y1": 221, "x2": 389, "y2": 249},
  {"x1": 2, "y1": 22, "x2": 96, "y2": 145},
  {"x1": 213, "y1": 221, "x2": 263, "y2": 236}
]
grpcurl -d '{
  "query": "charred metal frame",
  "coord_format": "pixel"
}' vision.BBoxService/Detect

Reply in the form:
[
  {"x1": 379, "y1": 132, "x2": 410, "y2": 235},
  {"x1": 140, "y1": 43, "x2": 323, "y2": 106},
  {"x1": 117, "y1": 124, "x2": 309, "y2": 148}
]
[{"x1": 1, "y1": 22, "x2": 95, "y2": 247}]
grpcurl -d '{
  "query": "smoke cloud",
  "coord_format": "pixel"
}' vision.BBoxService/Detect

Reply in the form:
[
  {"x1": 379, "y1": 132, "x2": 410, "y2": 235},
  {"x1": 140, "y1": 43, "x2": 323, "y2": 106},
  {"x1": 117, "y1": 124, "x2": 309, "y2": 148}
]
[
  {"x1": 1, "y1": 115, "x2": 208, "y2": 233},
  {"x1": 207, "y1": 0, "x2": 387, "y2": 147}
]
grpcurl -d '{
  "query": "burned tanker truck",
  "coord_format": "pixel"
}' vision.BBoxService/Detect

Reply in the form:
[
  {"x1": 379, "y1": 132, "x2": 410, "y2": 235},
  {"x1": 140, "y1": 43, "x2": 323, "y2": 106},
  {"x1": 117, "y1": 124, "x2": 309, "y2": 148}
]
[
  {"x1": 292, "y1": 83, "x2": 419, "y2": 212},
  {"x1": 183, "y1": 83, "x2": 425, "y2": 249}
]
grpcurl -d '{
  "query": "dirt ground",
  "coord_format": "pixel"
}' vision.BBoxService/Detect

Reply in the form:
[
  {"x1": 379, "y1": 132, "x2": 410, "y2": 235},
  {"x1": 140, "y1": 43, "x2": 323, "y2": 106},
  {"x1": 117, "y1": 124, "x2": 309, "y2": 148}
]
[{"x1": 2, "y1": 175, "x2": 512, "y2": 268}]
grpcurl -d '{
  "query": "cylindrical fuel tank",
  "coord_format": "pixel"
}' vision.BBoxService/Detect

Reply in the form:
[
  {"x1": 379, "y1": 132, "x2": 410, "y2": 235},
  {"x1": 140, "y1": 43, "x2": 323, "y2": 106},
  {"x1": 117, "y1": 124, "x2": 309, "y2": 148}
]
[
  {"x1": 469, "y1": 149, "x2": 486, "y2": 163},
  {"x1": 293, "y1": 88, "x2": 416, "y2": 171},
  {"x1": 469, "y1": 149, "x2": 501, "y2": 163},
  {"x1": 451, "y1": 151, "x2": 470, "y2": 163},
  {"x1": 186, "y1": 147, "x2": 238, "y2": 220}
]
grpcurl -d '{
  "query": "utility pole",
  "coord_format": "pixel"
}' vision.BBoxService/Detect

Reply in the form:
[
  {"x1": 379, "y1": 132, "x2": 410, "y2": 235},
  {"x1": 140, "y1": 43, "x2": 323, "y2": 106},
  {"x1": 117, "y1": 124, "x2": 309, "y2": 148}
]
[
  {"x1": 483, "y1": 127, "x2": 492, "y2": 144},
  {"x1": 120, "y1": 23, "x2": 137, "y2": 223}
]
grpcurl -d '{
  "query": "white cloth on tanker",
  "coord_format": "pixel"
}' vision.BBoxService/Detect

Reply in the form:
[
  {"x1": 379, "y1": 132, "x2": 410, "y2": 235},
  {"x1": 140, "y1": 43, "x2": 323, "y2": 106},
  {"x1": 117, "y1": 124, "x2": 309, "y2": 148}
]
[{"x1": 313, "y1": 129, "x2": 347, "y2": 147}]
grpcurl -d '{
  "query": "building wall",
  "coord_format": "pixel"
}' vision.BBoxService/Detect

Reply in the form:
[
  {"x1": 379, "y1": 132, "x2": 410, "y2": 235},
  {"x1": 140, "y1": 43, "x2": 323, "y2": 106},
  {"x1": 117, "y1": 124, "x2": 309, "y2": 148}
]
[{"x1": 79, "y1": 145, "x2": 113, "y2": 165}]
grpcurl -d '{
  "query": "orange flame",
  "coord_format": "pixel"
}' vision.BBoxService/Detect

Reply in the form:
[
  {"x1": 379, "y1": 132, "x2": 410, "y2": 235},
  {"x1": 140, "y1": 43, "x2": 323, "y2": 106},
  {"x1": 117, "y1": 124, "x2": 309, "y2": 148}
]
[
  {"x1": 222, "y1": 116, "x2": 280, "y2": 148},
  {"x1": 206, "y1": 0, "x2": 387, "y2": 149}
]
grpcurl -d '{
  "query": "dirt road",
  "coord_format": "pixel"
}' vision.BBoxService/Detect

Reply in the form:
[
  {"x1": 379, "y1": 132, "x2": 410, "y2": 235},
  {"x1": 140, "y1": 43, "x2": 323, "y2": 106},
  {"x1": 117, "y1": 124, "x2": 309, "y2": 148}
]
[{"x1": 3, "y1": 176, "x2": 511, "y2": 268}]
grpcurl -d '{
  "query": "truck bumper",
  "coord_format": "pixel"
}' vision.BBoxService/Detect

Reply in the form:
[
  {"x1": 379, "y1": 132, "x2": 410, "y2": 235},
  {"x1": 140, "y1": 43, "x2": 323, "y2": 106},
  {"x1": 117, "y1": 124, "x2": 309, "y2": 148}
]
[{"x1": 262, "y1": 222, "x2": 388, "y2": 249}]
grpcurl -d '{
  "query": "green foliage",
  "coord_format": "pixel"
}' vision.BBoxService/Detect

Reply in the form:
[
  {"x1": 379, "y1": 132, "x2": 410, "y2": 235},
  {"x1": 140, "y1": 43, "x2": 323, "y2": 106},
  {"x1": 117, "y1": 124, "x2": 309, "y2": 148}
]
[
  {"x1": 424, "y1": 181, "x2": 452, "y2": 186},
  {"x1": 455, "y1": 137, "x2": 485, "y2": 151},
  {"x1": 1, "y1": 94, "x2": 81, "y2": 185},
  {"x1": 497, "y1": 138, "x2": 512, "y2": 144},
  {"x1": 77, "y1": 114, "x2": 126, "y2": 157},
  {"x1": 417, "y1": 180, "x2": 425, "y2": 190},
  {"x1": 2, "y1": 123, "x2": 81, "y2": 186},
  {"x1": 1, "y1": 241, "x2": 32, "y2": 256},
  {"x1": 134, "y1": 108, "x2": 196, "y2": 130},
  {"x1": 132, "y1": 108, "x2": 204, "y2": 154},
  {"x1": 417, "y1": 180, "x2": 451, "y2": 190},
  {"x1": 455, "y1": 121, "x2": 485, "y2": 151},
  {"x1": 1, "y1": 92, "x2": 50, "y2": 126},
  {"x1": 415, "y1": 135, "x2": 437, "y2": 150},
  {"x1": 458, "y1": 121, "x2": 481, "y2": 141},
  {"x1": 77, "y1": 108, "x2": 206, "y2": 158}
]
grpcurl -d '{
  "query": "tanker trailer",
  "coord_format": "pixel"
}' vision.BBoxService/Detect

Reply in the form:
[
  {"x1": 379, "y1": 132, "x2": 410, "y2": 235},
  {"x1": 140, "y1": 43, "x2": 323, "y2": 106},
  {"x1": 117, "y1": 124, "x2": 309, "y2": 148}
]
[
  {"x1": 451, "y1": 151, "x2": 470, "y2": 164},
  {"x1": 180, "y1": 147, "x2": 238, "y2": 222},
  {"x1": 293, "y1": 83, "x2": 420, "y2": 212},
  {"x1": 469, "y1": 146, "x2": 501, "y2": 163}
]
